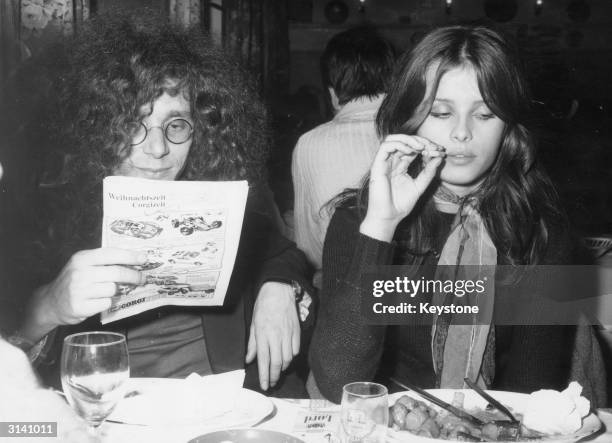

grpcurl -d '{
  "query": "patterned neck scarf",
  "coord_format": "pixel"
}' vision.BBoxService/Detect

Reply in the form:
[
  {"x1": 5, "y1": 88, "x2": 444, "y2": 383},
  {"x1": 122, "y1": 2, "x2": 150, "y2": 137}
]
[{"x1": 431, "y1": 185, "x2": 497, "y2": 389}]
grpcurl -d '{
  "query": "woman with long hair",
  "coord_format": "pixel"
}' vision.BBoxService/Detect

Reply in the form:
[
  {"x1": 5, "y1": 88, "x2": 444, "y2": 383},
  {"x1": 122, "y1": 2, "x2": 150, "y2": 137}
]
[{"x1": 309, "y1": 26, "x2": 602, "y2": 403}]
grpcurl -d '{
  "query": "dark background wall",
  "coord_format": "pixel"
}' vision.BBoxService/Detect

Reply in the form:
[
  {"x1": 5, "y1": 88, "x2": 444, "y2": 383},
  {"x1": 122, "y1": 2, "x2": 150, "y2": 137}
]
[
  {"x1": 289, "y1": 0, "x2": 612, "y2": 99},
  {"x1": 4, "y1": 0, "x2": 612, "y2": 232},
  {"x1": 95, "y1": 0, "x2": 166, "y2": 11},
  {"x1": 286, "y1": 0, "x2": 612, "y2": 234}
]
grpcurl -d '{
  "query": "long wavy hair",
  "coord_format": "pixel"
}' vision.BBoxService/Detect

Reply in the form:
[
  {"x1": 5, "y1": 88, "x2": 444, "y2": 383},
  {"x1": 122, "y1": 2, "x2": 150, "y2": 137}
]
[
  {"x1": 341, "y1": 25, "x2": 565, "y2": 265},
  {"x1": 8, "y1": 12, "x2": 270, "y2": 281}
]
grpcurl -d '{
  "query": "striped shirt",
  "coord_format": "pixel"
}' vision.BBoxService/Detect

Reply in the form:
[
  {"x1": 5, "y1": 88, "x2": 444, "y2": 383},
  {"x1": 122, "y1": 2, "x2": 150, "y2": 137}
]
[{"x1": 292, "y1": 95, "x2": 383, "y2": 281}]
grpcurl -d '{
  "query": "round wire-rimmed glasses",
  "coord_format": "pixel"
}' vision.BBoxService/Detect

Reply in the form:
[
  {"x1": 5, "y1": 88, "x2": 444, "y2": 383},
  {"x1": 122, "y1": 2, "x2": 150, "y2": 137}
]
[{"x1": 129, "y1": 118, "x2": 193, "y2": 145}]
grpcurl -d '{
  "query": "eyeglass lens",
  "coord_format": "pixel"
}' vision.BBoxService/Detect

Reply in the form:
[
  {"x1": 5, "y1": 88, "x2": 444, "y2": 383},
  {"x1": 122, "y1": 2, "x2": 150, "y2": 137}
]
[{"x1": 130, "y1": 118, "x2": 193, "y2": 145}]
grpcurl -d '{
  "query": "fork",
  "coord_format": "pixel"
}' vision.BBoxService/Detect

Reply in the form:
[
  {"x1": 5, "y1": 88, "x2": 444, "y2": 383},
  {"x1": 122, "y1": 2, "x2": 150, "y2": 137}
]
[
  {"x1": 463, "y1": 377, "x2": 518, "y2": 423},
  {"x1": 390, "y1": 377, "x2": 484, "y2": 427}
]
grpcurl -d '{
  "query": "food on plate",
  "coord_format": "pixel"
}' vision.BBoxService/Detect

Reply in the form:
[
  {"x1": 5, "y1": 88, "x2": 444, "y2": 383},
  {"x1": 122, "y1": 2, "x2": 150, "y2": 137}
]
[
  {"x1": 522, "y1": 382, "x2": 590, "y2": 435},
  {"x1": 389, "y1": 382, "x2": 590, "y2": 441},
  {"x1": 389, "y1": 383, "x2": 592, "y2": 441},
  {"x1": 389, "y1": 392, "x2": 519, "y2": 441}
]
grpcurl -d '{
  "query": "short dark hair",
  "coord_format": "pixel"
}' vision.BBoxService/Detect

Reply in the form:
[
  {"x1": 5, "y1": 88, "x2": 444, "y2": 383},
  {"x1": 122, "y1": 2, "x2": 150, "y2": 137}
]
[{"x1": 320, "y1": 26, "x2": 395, "y2": 105}]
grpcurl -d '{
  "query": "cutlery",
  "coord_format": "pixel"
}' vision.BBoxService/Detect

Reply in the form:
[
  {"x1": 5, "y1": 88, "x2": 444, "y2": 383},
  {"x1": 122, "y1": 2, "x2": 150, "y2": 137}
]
[
  {"x1": 456, "y1": 431, "x2": 485, "y2": 441},
  {"x1": 390, "y1": 378, "x2": 484, "y2": 427},
  {"x1": 596, "y1": 243, "x2": 612, "y2": 259},
  {"x1": 251, "y1": 404, "x2": 278, "y2": 427},
  {"x1": 463, "y1": 377, "x2": 519, "y2": 423}
]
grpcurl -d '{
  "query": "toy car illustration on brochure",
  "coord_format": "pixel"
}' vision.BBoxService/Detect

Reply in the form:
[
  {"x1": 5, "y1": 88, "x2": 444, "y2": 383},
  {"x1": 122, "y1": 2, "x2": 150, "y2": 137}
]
[
  {"x1": 145, "y1": 274, "x2": 179, "y2": 286},
  {"x1": 171, "y1": 215, "x2": 222, "y2": 235},
  {"x1": 157, "y1": 284, "x2": 191, "y2": 296},
  {"x1": 133, "y1": 261, "x2": 164, "y2": 271},
  {"x1": 116, "y1": 284, "x2": 137, "y2": 297},
  {"x1": 168, "y1": 250, "x2": 204, "y2": 266},
  {"x1": 110, "y1": 219, "x2": 163, "y2": 239}
]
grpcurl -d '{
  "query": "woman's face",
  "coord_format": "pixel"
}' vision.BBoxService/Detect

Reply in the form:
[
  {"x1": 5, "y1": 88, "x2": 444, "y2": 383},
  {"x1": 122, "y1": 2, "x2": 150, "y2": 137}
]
[
  {"x1": 416, "y1": 65, "x2": 505, "y2": 196},
  {"x1": 115, "y1": 91, "x2": 193, "y2": 180}
]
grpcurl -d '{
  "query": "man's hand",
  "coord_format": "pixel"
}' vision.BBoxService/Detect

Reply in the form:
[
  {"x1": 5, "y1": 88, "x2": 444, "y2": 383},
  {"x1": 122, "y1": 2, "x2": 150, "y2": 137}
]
[
  {"x1": 21, "y1": 248, "x2": 147, "y2": 343},
  {"x1": 246, "y1": 281, "x2": 300, "y2": 390}
]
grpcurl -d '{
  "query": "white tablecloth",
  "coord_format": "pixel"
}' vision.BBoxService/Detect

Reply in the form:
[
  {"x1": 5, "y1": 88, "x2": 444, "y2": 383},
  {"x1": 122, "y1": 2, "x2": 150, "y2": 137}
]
[{"x1": 101, "y1": 399, "x2": 612, "y2": 442}]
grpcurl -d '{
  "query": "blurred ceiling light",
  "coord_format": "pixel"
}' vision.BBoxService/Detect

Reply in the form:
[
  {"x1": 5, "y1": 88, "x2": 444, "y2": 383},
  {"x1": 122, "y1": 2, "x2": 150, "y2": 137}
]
[
  {"x1": 535, "y1": 0, "x2": 543, "y2": 16},
  {"x1": 446, "y1": 0, "x2": 452, "y2": 14}
]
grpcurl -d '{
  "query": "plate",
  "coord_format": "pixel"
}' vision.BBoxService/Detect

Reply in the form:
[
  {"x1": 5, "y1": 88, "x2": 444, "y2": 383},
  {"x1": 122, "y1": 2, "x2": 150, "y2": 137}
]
[
  {"x1": 188, "y1": 429, "x2": 305, "y2": 443},
  {"x1": 108, "y1": 378, "x2": 273, "y2": 429},
  {"x1": 386, "y1": 389, "x2": 602, "y2": 443}
]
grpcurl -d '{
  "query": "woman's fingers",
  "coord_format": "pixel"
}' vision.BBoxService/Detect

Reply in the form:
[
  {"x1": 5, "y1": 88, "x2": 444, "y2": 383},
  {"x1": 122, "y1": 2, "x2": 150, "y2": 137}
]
[
  {"x1": 385, "y1": 134, "x2": 445, "y2": 153},
  {"x1": 413, "y1": 156, "x2": 444, "y2": 194},
  {"x1": 392, "y1": 154, "x2": 413, "y2": 177},
  {"x1": 411, "y1": 135, "x2": 446, "y2": 152},
  {"x1": 384, "y1": 133, "x2": 425, "y2": 147},
  {"x1": 375, "y1": 136, "x2": 445, "y2": 166},
  {"x1": 378, "y1": 140, "x2": 422, "y2": 158},
  {"x1": 372, "y1": 141, "x2": 421, "y2": 176}
]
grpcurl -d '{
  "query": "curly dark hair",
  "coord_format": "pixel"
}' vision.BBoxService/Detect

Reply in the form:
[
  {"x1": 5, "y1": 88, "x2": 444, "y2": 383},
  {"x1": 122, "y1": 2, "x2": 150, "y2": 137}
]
[
  {"x1": 5, "y1": 11, "x2": 270, "y2": 281},
  {"x1": 58, "y1": 12, "x2": 268, "y2": 183}
]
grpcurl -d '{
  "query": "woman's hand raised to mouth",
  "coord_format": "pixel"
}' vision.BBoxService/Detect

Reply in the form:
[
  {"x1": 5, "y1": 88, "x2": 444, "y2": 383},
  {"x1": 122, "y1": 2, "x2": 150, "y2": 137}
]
[{"x1": 360, "y1": 134, "x2": 445, "y2": 242}]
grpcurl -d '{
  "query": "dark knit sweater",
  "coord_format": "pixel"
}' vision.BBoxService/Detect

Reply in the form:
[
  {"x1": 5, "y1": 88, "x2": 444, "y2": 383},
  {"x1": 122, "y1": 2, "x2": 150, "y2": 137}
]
[{"x1": 309, "y1": 206, "x2": 577, "y2": 404}]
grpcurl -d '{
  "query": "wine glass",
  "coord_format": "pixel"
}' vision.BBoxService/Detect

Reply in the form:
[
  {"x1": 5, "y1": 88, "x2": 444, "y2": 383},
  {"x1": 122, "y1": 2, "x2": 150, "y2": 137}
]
[
  {"x1": 340, "y1": 382, "x2": 389, "y2": 443},
  {"x1": 61, "y1": 332, "x2": 129, "y2": 431}
]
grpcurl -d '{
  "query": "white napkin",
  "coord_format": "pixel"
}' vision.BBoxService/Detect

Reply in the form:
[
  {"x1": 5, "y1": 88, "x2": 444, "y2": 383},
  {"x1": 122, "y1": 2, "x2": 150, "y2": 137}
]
[
  {"x1": 522, "y1": 381, "x2": 590, "y2": 435},
  {"x1": 110, "y1": 370, "x2": 245, "y2": 426}
]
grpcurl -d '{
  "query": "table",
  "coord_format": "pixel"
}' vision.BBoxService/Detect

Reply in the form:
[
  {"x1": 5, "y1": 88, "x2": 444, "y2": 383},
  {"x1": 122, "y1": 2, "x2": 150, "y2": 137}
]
[
  {"x1": 102, "y1": 398, "x2": 612, "y2": 442},
  {"x1": 261, "y1": 401, "x2": 612, "y2": 443}
]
